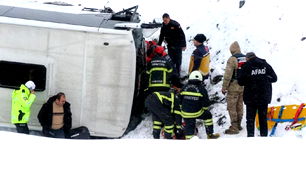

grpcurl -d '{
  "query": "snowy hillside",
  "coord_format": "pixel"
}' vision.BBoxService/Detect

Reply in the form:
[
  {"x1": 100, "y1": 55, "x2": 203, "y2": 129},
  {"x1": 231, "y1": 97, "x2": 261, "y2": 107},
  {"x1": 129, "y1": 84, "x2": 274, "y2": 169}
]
[
  {"x1": 27, "y1": 0, "x2": 305, "y2": 139},
  {"x1": 0, "y1": 0, "x2": 306, "y2": 171},
  {"x1": 0, "y1": 0, "x2": 305, "y2": 140},
  {"x1": 122, "y1": 0, "x2": 306, "y2": 138}
]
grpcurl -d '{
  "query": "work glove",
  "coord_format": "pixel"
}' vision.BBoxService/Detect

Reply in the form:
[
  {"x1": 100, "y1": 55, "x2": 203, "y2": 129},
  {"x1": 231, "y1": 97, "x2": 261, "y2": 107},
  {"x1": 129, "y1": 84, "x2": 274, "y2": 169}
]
[{"x1": 18, "y1": 110, "x2": 25, "y2": 121}]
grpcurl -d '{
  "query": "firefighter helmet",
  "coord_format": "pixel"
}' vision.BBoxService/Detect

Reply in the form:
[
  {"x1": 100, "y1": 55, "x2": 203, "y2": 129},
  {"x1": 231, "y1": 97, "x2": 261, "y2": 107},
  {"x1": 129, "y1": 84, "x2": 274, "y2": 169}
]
[{"x1": 188, "y1": 71, "x2": 203, "y2": 81}]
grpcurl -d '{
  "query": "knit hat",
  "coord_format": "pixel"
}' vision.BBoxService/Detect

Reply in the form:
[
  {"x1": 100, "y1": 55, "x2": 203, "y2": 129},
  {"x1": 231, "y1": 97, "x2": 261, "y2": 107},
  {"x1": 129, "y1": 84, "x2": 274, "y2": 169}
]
[
  {"x1": 25, "y1": 80, "x2": 36, "y2": 90},
  {"x1": 193, "y1": 34, "x2": 206, "y2": 43},
  {"x1": 246, "y1": 52, "x2": 257, "y2": 58}
]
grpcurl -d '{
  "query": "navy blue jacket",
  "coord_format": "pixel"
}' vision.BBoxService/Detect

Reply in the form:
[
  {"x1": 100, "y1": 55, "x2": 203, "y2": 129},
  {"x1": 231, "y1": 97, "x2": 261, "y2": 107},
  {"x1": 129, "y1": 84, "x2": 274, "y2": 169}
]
[
  {"x1": 238, "y1": 57, "x2": 277, "y2": 105},
  {"x1": 179, "y1": 80, "x2": 210, "y2": 115}
]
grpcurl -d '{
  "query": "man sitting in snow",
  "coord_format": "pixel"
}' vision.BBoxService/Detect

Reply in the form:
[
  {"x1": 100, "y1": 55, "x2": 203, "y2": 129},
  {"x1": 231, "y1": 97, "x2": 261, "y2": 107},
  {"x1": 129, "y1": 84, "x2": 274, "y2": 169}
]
[
  {"x1": 37, "y1": 92, "x2": 90, "y2": 139},
  {"x1": 145, "y1": 89, "x2": 183, "y2": 139}
]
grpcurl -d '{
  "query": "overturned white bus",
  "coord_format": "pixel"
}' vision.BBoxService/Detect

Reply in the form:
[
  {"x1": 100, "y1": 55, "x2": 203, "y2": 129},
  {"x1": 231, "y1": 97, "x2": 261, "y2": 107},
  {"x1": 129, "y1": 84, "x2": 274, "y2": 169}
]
[{"x1": 0, "y1": 4, "x2": 159, "y2": 137}]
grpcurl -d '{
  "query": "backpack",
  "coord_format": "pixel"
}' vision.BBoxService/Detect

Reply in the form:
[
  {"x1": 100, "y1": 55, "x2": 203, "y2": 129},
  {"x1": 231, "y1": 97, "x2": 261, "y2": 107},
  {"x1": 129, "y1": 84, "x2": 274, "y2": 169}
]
[{"x1": 231, "y1": 53, "x2": 246, "y2": 81}]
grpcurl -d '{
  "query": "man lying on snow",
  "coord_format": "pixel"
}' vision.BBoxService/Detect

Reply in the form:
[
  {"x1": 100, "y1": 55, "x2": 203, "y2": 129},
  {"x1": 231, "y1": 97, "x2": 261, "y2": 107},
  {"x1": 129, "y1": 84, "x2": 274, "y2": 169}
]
[{"x1": 37, "y1": 92, "x2": 90, "y2": 139}]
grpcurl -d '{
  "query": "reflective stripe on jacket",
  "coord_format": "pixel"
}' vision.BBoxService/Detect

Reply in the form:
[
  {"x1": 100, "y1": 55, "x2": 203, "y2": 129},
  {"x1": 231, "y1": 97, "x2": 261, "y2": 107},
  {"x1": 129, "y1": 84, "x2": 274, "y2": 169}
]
[
  {"x1": 180, "y1": 81, "x2": 210, "y2": 118},
  {"x1": 153, "y1": 91, "x2": 182, "y2": 126},
  {"x1": 154, "y1": 91, "x2": 175, "y2": 113},
  {"x1": 146, "y1": 55, "x2": 175, "y2": 90}
]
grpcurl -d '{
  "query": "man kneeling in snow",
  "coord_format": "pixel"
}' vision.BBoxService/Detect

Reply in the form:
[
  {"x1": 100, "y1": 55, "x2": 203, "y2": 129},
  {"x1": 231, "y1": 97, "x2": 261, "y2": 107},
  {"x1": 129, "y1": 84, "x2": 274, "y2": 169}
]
[
  {"x1": 37, "y1": 92, "x2": 90, "y2": 139},
  {"x1": 145, "y1": 90, "x2": 183, "y2": 139}
]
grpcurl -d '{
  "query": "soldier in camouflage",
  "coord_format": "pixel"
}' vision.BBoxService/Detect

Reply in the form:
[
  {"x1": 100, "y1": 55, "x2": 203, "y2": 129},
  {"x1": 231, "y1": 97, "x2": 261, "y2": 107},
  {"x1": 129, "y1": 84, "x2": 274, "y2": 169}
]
[{"x1": 222, "y1": 41, "x2": 245, "y2": 134}]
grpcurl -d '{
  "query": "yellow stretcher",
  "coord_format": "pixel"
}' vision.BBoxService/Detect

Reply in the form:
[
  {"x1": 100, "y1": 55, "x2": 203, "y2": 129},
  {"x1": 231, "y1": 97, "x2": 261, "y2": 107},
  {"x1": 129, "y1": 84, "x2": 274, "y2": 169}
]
[{"x1": 256, "y1": 104, "x2": 306, "y2": 129}]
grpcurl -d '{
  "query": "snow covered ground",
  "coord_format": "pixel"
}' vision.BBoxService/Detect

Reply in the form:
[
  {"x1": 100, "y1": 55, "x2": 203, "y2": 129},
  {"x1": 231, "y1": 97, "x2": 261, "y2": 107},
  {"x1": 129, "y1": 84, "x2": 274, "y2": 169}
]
[
  {"x1": 0, "y1": 0, "x2": 306, "y2": 171},
  {"x1": 123, "y1": 0, "x2": 306, "y2": 139},
  {"x1": 1, "y1": 130, "x2": 305, "y2": 172}
]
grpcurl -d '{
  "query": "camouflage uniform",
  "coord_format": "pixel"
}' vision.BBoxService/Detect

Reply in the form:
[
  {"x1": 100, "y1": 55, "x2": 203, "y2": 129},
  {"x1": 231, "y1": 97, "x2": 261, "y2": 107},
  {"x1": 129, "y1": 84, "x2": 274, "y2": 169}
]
[{"x1": 222, "y1": 41, "x2": 244, "y2": 134}]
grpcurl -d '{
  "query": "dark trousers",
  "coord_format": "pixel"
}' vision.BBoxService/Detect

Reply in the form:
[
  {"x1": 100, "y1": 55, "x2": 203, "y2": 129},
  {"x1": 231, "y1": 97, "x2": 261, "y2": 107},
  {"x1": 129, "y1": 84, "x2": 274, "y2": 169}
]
[
  {"x1": 15, "y1": 123, "x2": 29, "y2": 134},
  {"x1": 67, "y1": 126, "x2": 91, "y2": 139},
  {"x1": 246, "y1": 104, "x2": 268, "y2": 137},
  {"x1": 184, "y1": 110, "x2": 213, "y2": 138},
  {"x1": 43, "y1": 128, "x2": 66, "y2": 138},
  {"x1": 43, "y1": 126, "x2": 90, "y2": 139},
  {"x1": 168, "y1": 46, "x2": 182, "y2": 76},
  {"x1": 145, "y1": 94, "x2": 174, "y2": 139}
]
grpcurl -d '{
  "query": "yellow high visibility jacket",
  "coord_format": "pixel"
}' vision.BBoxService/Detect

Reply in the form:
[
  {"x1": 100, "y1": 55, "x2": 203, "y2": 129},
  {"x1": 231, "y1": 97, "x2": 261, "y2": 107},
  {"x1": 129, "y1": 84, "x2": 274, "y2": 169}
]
[
  {"x1": 189, "y1": 44, "x2": 210, "y2": 76},
  {"x1": 11, "y1": 84, "x2": 36, "y2": 124}
]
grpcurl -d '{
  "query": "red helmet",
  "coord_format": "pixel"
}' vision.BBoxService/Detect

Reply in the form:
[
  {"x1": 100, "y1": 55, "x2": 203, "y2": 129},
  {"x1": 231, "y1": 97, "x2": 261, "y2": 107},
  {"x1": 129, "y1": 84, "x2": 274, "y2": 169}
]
[
  {"x1": 145, "y1": 41, "x2": 167, "y2": 62},
  {"x1": 154, "y1": 46, "x2": 167, "y2": 57},
  {"x1": 146, "y1": 40, "x2": 157, "y2": 51},
  {"x1": 154, "y1": 46, "x2": 164, "y2": 55}
]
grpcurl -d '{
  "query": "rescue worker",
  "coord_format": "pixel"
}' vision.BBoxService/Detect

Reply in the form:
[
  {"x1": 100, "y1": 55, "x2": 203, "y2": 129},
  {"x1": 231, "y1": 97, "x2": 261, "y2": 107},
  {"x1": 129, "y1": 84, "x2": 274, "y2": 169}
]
[
  {"x1": 222, "y1": 41, "x2": 246, "y2": 134},
  {"x1": 145, "y1": 40, "x2": 158, "y2": 63},
  {"x1": 11, "y1": 80, "x2": 36, "y2": 134},
  {"x1": 238, "y1": 52, "x2": 277, "y2": 137},
  {"x1": 158, "y1": 13, "x2": 186, "y2": 76},
  {"x1": 37, "y1": 92, "x2": 90, "y2": 139},
  {"x1": 179, "y1": 71, "x2": 220, "y2": 139},
  {"x1": 188, "y1": 34, "x2": 210, "y2": 78},
  {"x1": 145, "y1": 89, "x2": 183, "y2": 139},
  {"x1": 145, "y1": 45, "x2": 181, "y2": 95}
]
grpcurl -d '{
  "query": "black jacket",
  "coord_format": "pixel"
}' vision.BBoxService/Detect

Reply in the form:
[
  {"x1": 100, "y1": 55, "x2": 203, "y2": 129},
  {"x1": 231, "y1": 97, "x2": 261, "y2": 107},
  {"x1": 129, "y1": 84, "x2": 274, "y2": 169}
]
[
  {"x1": 238, "y1": 57, "x2": 277, "y2": 105},
  {"x1": 37, "y1": 95, "x2": 72, "y2": 134},
  {"x1": 179, "y1": 80, "x2": 210, "y2": 115},
  {"x1": 158, "y1": 19, "x2": 186, "y2": 48},
  {"x1": 146, "y1": 54, "x2": 181, "y2": 93},
  {"x1": 153, "y1": 90, "x2": 182, "y2": 125}
]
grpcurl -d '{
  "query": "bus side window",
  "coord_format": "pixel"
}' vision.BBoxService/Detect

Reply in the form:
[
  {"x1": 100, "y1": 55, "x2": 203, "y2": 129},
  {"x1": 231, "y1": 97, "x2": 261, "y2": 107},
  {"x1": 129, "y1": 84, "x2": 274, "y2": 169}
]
[{"x1": 0, "y1": 60, "x2": 46, "y2": 91}]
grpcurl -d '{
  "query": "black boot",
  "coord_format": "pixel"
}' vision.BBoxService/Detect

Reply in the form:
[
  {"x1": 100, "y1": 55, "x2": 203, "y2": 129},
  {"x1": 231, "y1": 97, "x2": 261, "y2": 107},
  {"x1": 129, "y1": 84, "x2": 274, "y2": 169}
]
[
  {"x1": 205, "y1": 125, "x2": 220, "y2": 139},
  {"x1": 153, "y1": 129, "x2": 161, "y2": 139}
]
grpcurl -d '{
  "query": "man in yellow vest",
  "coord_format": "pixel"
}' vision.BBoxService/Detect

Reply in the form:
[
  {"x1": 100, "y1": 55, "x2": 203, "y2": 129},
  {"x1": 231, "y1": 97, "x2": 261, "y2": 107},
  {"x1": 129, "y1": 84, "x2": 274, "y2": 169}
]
[
  {"x1": 188, "y1": 34, "x2": 210, "y2": 78},
  {"x1": 11, "y1": 81, "x2": 36, "y2": 134}
]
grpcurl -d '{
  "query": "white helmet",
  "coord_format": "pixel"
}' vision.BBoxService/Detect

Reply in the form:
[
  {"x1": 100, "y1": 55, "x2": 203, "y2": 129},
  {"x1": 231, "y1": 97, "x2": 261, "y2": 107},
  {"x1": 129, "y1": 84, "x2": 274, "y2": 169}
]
[
  {"x1": 25, "y1": 80, "x2": 36, "y2": 90},
  {"x1": 189, "y1": 71, "x2": 203, "y2": 81}
]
